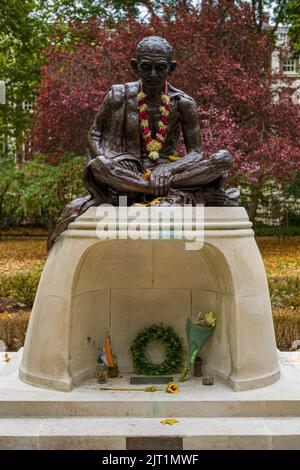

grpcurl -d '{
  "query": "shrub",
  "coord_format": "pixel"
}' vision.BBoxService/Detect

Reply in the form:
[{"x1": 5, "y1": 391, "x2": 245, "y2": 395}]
[
  {"x1": 0, "y1": 269, "x2": 41, "y2": 308},
  {"x1": 269, "y1": 276, "x2": 300, "y2": 309},
  {"x1": 0, "y1": 307, "x2": 299, "y2": 352},
  {"x1": 0, "y1": 311, "x2": 30, "y2": 351},
  {"x1": 254, "y1": 222, "x2": 300, "y2": 237},
  {"x1": 273, "y1": 309, "x2": 300, "y2": 351}
]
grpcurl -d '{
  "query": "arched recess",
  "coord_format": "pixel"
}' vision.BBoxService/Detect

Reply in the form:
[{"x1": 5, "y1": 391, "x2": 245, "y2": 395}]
[{"x1": 68, "y1": 238, "x2": 235, "y2": 385}]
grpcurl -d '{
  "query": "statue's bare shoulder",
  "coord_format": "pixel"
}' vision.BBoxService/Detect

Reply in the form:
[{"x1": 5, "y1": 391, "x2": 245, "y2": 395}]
[{"x1": 168, "y1": 84, "x2": 199, "y2": 126}]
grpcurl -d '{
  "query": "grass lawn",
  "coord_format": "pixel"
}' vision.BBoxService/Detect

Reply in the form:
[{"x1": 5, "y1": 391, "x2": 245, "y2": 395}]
[
  {"x1": 0, "y1": 236, "x2": 299, "y2": 277},
  {"x1": 257, "y1": 237, "x2": 300, "y2": 278},
  {"x1": 0, "y1": 239, "x2": 46, "y2": 276}
]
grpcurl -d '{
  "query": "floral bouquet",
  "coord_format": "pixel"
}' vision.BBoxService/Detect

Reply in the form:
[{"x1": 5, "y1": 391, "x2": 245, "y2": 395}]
[{"x1": 179, "y1": 312, "x2": 216, "y2": 382}]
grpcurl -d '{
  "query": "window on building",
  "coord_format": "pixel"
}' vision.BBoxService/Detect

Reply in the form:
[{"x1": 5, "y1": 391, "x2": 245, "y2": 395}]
[
  {"x1": 279, "y1": 33, "x2": 288, "y2": 42},
  {"x1": 22, "y1": 100, "x2": 34, "y2": 112},
  {"x1": 282, "y1": 59, "x2": 297, "y2": 73}
]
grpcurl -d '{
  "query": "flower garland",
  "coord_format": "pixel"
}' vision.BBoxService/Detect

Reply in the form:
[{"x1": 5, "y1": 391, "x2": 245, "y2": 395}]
[
  {"x1": 137, "y1": 81, "x2": 170, "y2": 162},
  {"x1": 130, "y1": 324, "x2": 184, "y2": 376}
]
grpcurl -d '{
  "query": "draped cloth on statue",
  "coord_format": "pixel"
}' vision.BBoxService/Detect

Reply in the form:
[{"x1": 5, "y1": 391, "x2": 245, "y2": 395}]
[
  {"x1": 47, "y1": 81, "x2": 239, "y2": 250},
  {"x1": 47, "y1": 82, "x2": 142, "y2": 250}
]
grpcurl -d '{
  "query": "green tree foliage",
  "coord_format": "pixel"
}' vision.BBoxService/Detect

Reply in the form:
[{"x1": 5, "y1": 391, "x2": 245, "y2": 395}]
[
  {"x1": 38, "y1": 0, "x2": 150, "y2": 23},
  {"x1": 0, "y1": 0, "x2": 48, "y2": 158},
  {"x1": 17, "y1": 154, "x2": 85, "y2": 233},
  {"x1": 283, "y1": 0, "x2": 300, "y2": 55},
  {"x1": 0, "y1": 0, "x2": 151, "y2": 158},
  {"x1": 0, "y1": 154, "x2": 85, "y2": 234},
  {"x1": 0, "y1": 158, "x2": 19, "y2": 237}
]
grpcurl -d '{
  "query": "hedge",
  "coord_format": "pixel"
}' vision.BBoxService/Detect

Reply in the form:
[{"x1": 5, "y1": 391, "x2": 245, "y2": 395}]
[
  {"x1": 0, "y1": 269, "x2": 41, "y2": 308},
  {"x1": 0, "y1": 311, "x2": 30, "y2": 351},
  {"x1": 273, "y1": 309, "x2": 300, "y2": 351},
  {"x1": 0, "y1": 309, "x2": 299, "y2": 352}
]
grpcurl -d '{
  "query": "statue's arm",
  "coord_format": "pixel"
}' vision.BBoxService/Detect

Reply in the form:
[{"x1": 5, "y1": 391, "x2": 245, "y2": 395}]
[
  {"x1": 87, "y1": 90, "x2": 112, "y2": 161},
  {"x1": 159, "y1": 96, "x2": 202, "y2": 178},
  {"x1": 179, "y1": 96, "x2": 202, "y2": 156}
]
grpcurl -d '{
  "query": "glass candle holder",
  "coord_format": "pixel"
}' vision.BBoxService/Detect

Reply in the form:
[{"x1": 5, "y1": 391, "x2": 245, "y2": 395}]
[
  {"x1": 108, "y1": 363, "x2": 119, "y2": 378},
  {"x1": 202, "y1": 376, "x2": 214, "y2": 386},
  {"x1": 96, "y1": 363, "x2": 108, "y2": 383},
  {"x1": 193, "y1": 356, "x2": 203, "y2": 377}
]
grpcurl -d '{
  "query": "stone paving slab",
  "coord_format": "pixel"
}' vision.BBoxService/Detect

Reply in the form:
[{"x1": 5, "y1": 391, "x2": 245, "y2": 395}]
[{"x1": 0, "y1": 416, "x2": 300, "y2": 450}]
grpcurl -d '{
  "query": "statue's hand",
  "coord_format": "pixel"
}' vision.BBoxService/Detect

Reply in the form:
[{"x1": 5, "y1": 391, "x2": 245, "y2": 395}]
[{"x1": 149, "y1": 164, "x2": 173, "y2": 197}]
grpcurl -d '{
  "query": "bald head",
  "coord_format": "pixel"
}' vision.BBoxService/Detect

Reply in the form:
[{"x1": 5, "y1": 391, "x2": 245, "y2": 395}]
[
  {"x1": 131, "y1": 36, "x2": 176, "y2": 94},
  {"x1": 135, "y1": 36, "x2": 173, "y2": 62}
]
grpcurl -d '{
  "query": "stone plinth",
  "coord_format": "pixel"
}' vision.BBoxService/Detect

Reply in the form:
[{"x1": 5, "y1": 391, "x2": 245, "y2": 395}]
[
  {"x1": 19, "y1": 207, "x2": 280, "y2": 391},
  {"x1": 2, "y1": 351, "x2": 300, "y2": 449}
]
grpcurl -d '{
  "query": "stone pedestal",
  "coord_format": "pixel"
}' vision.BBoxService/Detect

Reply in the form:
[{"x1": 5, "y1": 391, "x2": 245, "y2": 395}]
[{"x1": 19, "y1": 207, "x2": 280, "y2": 391}]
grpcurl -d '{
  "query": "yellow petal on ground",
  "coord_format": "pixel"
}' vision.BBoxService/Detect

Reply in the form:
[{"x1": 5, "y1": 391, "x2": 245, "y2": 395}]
[{"x1": 160, "y1": 419, "x2": 179, "y2": 425}]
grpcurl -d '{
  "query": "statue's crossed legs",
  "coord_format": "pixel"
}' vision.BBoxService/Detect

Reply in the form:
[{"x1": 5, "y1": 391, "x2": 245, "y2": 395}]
[{"x1": 89, "y1": 150, "x2": 239, "y2": 206}]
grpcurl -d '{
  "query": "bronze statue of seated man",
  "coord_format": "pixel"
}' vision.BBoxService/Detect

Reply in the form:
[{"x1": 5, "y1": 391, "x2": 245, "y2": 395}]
[{"x1": 48, "y1": 35, "x2": 239, "y2": 249}]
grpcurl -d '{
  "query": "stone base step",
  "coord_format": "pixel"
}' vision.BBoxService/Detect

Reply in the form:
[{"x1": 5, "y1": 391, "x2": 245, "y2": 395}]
[
  {"x1": 1, "y1": 351, "x2": 300, "y2": 419},
  {"x1": 0, "y1": 416, "x2": 300, "y2": 450}
]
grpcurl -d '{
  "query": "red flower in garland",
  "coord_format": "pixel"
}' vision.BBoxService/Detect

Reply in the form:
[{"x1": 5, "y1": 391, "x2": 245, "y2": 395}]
[{"x1": 157, "y1": 128, "x2": 167, "y2": 137}]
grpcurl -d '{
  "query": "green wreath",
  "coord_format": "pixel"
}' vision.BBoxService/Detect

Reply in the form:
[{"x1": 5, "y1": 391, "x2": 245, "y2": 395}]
[{"x1": 130, "y1": 324, "x2": 184, "y2": 376}]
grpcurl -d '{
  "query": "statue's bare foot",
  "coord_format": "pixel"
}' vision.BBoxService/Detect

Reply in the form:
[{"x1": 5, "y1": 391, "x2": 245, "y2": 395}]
[
  {"x1": 203, "y1": 186, "x2": 240, "y2": 206},
  {"x1": 150, "y1": 189, "x2": 196, "y2": 206}
]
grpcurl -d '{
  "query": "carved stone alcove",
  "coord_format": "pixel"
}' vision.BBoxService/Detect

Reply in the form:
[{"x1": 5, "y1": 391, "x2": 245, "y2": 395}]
[{"x1": 19, "y1": 207, "x2": 280, "y2": 391}]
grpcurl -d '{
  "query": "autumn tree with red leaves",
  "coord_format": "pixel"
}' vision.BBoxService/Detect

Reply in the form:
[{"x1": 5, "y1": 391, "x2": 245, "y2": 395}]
[{"x1": 31, "y1": 1, "x2": 300, "y2": 221}]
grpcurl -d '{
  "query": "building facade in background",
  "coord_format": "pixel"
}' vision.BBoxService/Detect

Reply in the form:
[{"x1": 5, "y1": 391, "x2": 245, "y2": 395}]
[{"x1": 272, "y1": 26, "x2": 300, "y2": 104}]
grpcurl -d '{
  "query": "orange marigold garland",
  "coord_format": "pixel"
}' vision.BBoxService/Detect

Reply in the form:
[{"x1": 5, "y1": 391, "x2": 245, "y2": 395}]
[{"x1": 138, "y1": 81, "x2": 170, "y2": 162}]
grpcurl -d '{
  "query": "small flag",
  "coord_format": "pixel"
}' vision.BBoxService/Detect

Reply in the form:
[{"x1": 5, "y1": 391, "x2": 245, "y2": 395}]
[{"x1": 98, "y1": 337, "x2": 114, "y2": 368}]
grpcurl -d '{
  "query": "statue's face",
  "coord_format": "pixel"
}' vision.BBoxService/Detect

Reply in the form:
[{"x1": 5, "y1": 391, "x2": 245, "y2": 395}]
[
  {"x1": 138, "y1": 52, "x2": 170, "y2": 88},
  {"x1": 131, "y1": 48, "x2": 176, "y2": 93}
]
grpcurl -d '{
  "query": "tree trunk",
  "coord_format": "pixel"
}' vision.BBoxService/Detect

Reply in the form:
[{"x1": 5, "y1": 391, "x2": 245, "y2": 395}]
[
  {"x1": 47, "y1": 212, "x2": 55, "y2": 236},
  {"x1": 248, "y1": 187, "x2": 260, "y2": 223}
]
